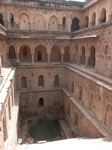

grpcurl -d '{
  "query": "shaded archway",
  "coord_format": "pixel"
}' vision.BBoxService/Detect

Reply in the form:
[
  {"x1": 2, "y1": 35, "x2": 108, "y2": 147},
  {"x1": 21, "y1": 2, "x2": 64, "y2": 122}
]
[
  {"x1": 71, "y1": 18, "x2": 79, "y2": 32},
  {"x1": 63, "y1": 46, "x2": 70, "y2": 63},
  {"x1": 80, "y1": 46, "x2": 85, "y2": 65},
  {"x1": 62, "y1": 17, "x2": 66, "y2": 30},
  {"x1": 55, "y1": 74, "x2": 60, "y2": 86},
  {"x1": 34, "y1": 45, "x2": 47, "y2": 62},
  {"x1": 49, "y1": 15, "x2": 58, "y2": 31},
  {"x1": 84, "y1": 16, "x2": 89, "y2": 27},
  {"x1": 91, "y1": 12, "x2": 96, "y2": 26},
  {"x1": 38, "y1": 75, "x2": 44, "y2": 87},
  {"x1": 50, "y1": 46, "x2": 61, "y2": 62},
  {"x1": 19, "y1": 45, "x2": 31, "y2": 62},
  {"x1": 9, "y1": 45, "x2": 16, "y2": 59},
  {"x1": 21, "y1": 76, "x2": 27, "y2": 88},
  {"x1": 34, "y1": 14, "x2": 45, "y2": 30},
  {"x1": 99, "y1": 8, "x2": 106, "y2": 23},
  {"x1": 0, "y1": 13, "x2": 4, "y2": 26},
  {"x1": 10, "y1": 13, "x2": 14, "y2": 28},
  {"x1": 39, "y1": 97, "x2": 44, "y2": 107},
  {"x1": 88, "y1": 46, "x2": 95, "y2": 67},
  {"x1": 105, "y1": 105, "x2": 112, "y2": 131},
  {"x1": 20, "y1": 13, "x2": 30, "y2": 30}
]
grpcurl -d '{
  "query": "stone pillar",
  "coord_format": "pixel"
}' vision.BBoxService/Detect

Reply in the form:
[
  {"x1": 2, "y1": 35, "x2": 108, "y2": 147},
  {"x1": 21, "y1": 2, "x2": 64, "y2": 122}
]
[
  {"x1": 47, "y1": 54, "x2": 50, "y2": 64},
  {"x1": 85, "y1": 56, "x2": 89, "y2": 67},
  {"x1": 32, "y1": 53, "x2": 34, "y2": 64},
  {"x1": 61, "y1": 53, "x2": 64, "y2": 64},
  {"x1": 16, "y1": 53, "x2": 20, "y2": 62}
]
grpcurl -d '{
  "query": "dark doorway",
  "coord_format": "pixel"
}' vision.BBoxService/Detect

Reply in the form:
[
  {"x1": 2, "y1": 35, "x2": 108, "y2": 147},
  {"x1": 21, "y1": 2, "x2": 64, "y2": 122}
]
[
  {"x1": 71, "y1": 18, "x2": 79, "y2": 32},
  {"x1": 37, "y1": 51, "x2": 42, "y2": 61},
  {"x1": 39, "y1": 98, "x2": 44, "y2": 107}
]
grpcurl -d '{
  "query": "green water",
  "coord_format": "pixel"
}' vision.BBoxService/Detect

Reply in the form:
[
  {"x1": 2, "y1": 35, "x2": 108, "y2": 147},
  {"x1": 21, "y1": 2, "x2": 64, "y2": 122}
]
[{"x1": 30, "y1": 120, "x2": 61, "y2": 141}]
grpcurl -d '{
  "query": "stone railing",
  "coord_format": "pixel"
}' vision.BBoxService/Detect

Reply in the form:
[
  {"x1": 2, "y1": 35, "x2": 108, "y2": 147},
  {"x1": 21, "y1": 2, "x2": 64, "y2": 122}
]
[{"x1": 0, "y1": 0, "x2": 84, "y2": 10}]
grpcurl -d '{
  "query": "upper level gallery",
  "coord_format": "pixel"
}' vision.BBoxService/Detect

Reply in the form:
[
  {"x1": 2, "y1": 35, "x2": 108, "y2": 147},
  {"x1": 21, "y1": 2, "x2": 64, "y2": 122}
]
[{"x1": 0, "y1": 0, "x2": 111, "y2": 35}]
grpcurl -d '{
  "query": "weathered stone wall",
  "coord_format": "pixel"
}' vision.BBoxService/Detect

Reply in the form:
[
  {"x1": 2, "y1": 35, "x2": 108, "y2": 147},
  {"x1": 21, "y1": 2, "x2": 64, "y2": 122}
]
[
  {"x1": 19, "y1": 89, "x2": 64, "y2": 120},
  {"x1": 63, "y1": 92, "x2": 103, "y2": 138},
  {"x1": 65, "y1": 66, "x2": 112, "y2": 131},
  {"x1": 15, "y1": 66, "x2": 66, "y2": 90},
  {"x1": 0, "y1": 68, "x2": 18, "y2": 150}
]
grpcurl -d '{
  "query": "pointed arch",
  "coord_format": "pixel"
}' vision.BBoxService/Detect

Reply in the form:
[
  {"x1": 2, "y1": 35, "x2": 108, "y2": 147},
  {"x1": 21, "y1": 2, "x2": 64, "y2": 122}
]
[
  {"x1": 10, "y1": 13, "x2": 14, "y2": 28},
  {"x1": 21, "y1": 76, "x2": 27, "y2": 88},
  {"x1": 19, "y1": 45, "x2": 31, "y2": 62},
  {"x1": 50, "y1": 45, "x2": 61, "y2": 62},
  {"x1": 38, "y1": 75, "x2": 44, "y2": 87},
  {"x1": 71, "y1": 17, "x2": 79, "y2": 32},
  {"x1": 9, "y1": 45, "x2": 16, "y2": 59},
  {"x1": 80, "y1": 46, "x2": 86, "y2": 65},
  {"x1": 49, "y1": 15, "x2": 58, "y2": 31},
  {"x1": 34, "y1": 45, "x2": 47, "y2": 62},
  {"x1": 20, "y1": 13, "x2": 30, "y2": 30},
  {"x1": 91, "y1": 12, "x2": 96, "y2": 26},
  {"x1": 55, "y1": 74, "x2": 60, "y2": 86},
  {"x1": 84, "y1": 16, "x2": 89, "y2": 27},
  {"x1": 39, "y1": 97, "x2": 44, "y2": 107},
  {"x1": 99, "y1": 8, "x2": 106, "y2": 23},
  {"x1": 34, "y1": 14, "x2": 45, "y2": 30},
  {"x1": 88, "y1": 45, "x2": 95, "y2": 67},
  {"x1": 64, "y1": 46, "x2": 70, "y2": 63},
  {"x1": 62, "y1": 17, "x2": 66, "y2": 30}
]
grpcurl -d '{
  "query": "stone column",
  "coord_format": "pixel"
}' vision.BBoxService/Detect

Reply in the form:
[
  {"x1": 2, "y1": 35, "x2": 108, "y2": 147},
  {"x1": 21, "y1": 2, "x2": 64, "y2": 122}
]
[
  {"x1": 16, "y1": 53, "x2": 20, "y2": 63},
  {"x1": 47, "y1": 54, "x2": 50, "y2": 65},
  {"x1": 85, "y1": 56, "x2": 89, "y2": 67},
  {"x1": 61, "y1": 53, "x2": 64, "y2": 64},
  {"x1": 32, "y1": 53, "x2": 34, "y2": 65}
]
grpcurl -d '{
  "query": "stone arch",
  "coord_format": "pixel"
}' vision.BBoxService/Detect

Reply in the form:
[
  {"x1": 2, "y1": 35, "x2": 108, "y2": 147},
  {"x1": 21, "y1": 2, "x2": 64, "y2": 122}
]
[
  {"x1": 10, "y1": 13, "x2": 14, "y2": 28},
  {"x1": 84, "y1": 16, "x2": 89, "y2": 27},
  {"x1": 91, "y1": 12, "x2": 96, "y2": 26},
  {"x1": 80, "y1": 46, "x2": 86, "y2": 65},
  {"x1": 34, "y1": 45, "x2": 47, "y2": 62},
  {"x1": 34, "y1": 14, "x2": 45, "y2": 30},
  {"x1": 49, "y1": 15, "x2": 58, "y2": 31},
  {"x1": 105, "y1": 105, "x2": 112, "y2": 130},
  {"x1": 55, "y1": 74, "x2": 60, "y2": 86},
  {"x1": 77, "y1": 87, "x2": 82, "y2": 100},
  {"x1": 38, "y1": 75, "x2": 44, "y2": 87},
  {"x1": 88, "y1": 45, "x2": 96, "y2": 67},
  {"x1": 9, "y1": 45, "x2": 16, "y2": 59},
  {"x1": 39, "y1": 97, "x2": 44, "y2": 107},
  {"x1": 50, "y1": 45, "x2": 61, "y2": 62},
  {"x1": 20, "y1": 13, "x2": 30, "y2": 30},
  {"x1": 64, "y1": 46, "x2": 70, "y2": 63},
  {"x1": 62, "y1": 17, "x2": 66, "y2": 30},
  {"x1": 0, "y1": 13, "x2": 4, "y2": 26},
  {"x1": 99, "y1": 8, "x2": 106, "y2": 23},
  {"x1": 74, "y1": 44, "x2": 78, "y2": 63},
  {"x1": 21, "y1": 76, "x2": 27, "y2": 88},
  {"x1": 19, "y1": 45, "x2": 31, "y2": 62},
  {"x1": 71, "y1": 17, "x2": 80, "y2": 32}
]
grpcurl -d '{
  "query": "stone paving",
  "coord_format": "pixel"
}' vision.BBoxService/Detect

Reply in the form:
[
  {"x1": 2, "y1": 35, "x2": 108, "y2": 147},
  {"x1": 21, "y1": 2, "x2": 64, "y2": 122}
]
[{"x1": 16, "y1": 137, "x2": 112, "y2": 150}]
